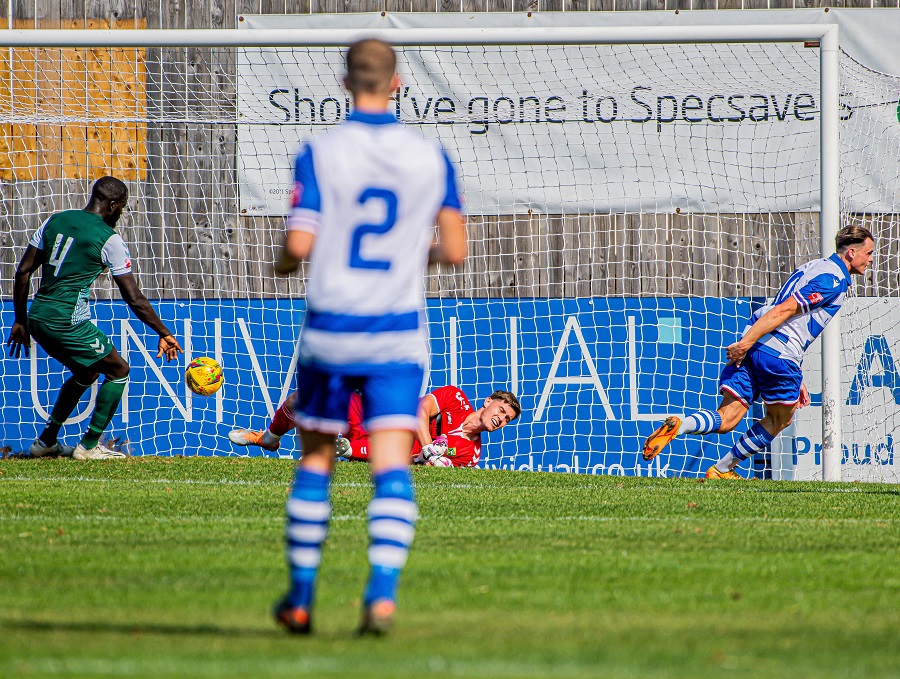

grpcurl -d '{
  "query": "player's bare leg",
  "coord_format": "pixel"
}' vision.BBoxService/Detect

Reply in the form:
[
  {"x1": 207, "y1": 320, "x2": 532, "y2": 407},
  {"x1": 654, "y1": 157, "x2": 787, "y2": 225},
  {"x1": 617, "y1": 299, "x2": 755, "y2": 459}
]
[
  {"x1": 30, "y1": 371, "x2": 96, "y2": 458},
  {"x1": 274, "y1": 429, "x2": 335, "y2": 634},
  {"x1": 711, "y1": 395, "x2": 750, "y2": 434},
  {"x1": 358, "y1": 428, "x2": 417, "y2": 636},
  {"x1": 30, "y1": 355, "x2": 99, "y2": 458},
  {"x1": 707, "y1": 400, "x2": 792, "y2": 479}
]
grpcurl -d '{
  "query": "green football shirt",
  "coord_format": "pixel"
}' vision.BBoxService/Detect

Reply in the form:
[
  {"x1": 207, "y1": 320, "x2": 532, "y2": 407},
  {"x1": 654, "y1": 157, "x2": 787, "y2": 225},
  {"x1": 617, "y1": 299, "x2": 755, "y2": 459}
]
[{"x1": 27, "y1": 209, "x2": 133, "y2": 328}]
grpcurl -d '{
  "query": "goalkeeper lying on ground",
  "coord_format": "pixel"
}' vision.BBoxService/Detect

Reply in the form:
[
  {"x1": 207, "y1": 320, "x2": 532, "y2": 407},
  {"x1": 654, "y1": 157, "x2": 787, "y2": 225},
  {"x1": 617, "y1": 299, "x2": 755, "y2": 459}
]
[{"x1": 228, "y1": 386, "x2": 521, "y2": 467}]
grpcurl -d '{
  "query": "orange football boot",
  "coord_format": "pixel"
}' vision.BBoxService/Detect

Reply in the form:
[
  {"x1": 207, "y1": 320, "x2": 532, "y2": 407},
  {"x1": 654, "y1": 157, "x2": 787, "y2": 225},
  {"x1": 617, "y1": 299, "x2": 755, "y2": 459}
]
[
  {"x1": 642, "y1": 416, "x2": 681, "y2": 461},
  {"x1": 273, "y1": 598, "x2": 312, "y2": 634},
  {"x1": 228, "y1": 429, "x2": 280, "y2": 452},
  {"x1": 357, "y1": 599, "x2": 396, "y2": 637},
  {"x1": 705, "y1": 465, "x2": 742, "y2": 480}
]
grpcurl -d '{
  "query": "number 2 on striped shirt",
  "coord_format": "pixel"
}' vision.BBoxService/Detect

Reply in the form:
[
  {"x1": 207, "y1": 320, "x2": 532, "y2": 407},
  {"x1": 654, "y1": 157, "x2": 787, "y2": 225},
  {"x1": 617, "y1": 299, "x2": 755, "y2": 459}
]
[{"x1": 349, "y1": 187, "x2": 398, "y2": 271}]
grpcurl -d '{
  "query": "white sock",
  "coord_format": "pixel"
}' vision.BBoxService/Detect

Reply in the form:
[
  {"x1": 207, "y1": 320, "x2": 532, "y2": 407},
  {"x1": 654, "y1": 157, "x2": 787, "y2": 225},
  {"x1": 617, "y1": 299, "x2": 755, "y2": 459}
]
[
  {"x1": 261, "y1": 430, "x2": 282, "y2": 447},
  {"x1": 679, "y1": 410, "x2": 722, "y2": 435},
  {"x1": 715, "y1": 453, "x2": 738, "y2": 473}
]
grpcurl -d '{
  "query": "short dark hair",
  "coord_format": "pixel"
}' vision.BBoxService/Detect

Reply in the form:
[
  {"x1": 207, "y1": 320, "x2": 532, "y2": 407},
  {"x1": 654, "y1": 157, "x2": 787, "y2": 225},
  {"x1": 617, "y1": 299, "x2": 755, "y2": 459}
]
[
  {"x1": 835, "y1": 225, "x2": 873, "y2": 253},
  {"x1": 90, "y1": 176, "x2": 128, "y2": 204},
  {"x1": 489, "y1": 390, "x2": 522, "y2": 421},
  {"x1": 345, "y1": 39, "x2": 396, "y2": 95}
]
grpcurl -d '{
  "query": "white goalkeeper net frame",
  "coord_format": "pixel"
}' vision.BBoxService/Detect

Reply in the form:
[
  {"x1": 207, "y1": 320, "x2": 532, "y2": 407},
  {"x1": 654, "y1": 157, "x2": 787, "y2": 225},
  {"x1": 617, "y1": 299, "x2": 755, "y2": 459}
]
[{"x1": 0, "y1": 24, "x2": 897, "y2": 483}]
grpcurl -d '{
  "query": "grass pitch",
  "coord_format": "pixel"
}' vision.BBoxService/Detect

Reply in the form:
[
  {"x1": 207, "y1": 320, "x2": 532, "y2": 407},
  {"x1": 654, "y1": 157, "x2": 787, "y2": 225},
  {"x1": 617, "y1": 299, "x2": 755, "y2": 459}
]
[{"x1": 0, "y1": 457, "x2": 897, "y2": 678}]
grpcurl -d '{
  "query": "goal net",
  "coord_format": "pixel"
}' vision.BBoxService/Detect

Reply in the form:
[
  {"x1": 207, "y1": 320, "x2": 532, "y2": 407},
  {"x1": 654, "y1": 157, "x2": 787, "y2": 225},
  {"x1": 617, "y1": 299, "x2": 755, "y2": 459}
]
[{"x1": 0, "y1": 27, "x2": 897, "y2": 482}]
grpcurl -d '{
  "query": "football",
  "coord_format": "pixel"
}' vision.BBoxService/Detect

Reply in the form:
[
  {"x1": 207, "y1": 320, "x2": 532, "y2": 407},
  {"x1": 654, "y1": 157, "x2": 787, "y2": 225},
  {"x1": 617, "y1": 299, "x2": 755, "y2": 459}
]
[{"x1": 185, "y1": 357, "x2": 224, "y2": 396}]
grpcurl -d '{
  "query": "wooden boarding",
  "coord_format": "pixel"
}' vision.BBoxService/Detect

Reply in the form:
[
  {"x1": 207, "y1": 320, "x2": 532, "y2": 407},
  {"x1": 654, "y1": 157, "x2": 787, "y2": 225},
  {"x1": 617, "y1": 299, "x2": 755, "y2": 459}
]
[{"x1": 0, "y1": 1, "x2": 897, "y2": 300}]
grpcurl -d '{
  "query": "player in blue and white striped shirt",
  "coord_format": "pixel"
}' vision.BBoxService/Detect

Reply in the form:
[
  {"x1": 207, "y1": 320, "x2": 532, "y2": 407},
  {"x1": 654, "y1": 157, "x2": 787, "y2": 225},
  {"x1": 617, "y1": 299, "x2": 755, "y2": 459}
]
[
  {"x1": 642, "y1": 225, "x2": 875, "y2": 479},
  {"x1": 272, "y1": 38, "x2": 467, "y2": 635}
]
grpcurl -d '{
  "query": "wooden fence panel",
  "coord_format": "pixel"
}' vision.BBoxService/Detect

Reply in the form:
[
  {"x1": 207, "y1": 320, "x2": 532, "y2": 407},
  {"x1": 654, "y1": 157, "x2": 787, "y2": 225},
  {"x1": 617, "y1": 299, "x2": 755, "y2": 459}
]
[
  {"x1": 506, "y1": 213, "x2": 548, "y2": 298},
  {"x1": 588, "y1": 214, "x2": 616, "y2": 297},
  {"x1": 692, "y1": 214, "x2": 722, "y2": 297},
  {"x1": 792, "y1": 211, "x2": 819, "y2": 268},
  {"x1": 558, "y1": 214, "x2": 594, "y2": 299},
  {"x1": 766, "y1": 212, "x2": 794, "y2": 297},
  {"x1": 635, "y1": 213, "x2": 668, "y2": 296},
  {"x1": 669, "y1": 213, "x2": 693, "y2": 296},
  {"x1": 743, "y1": 215, "x2": 769, "y2": 298}
]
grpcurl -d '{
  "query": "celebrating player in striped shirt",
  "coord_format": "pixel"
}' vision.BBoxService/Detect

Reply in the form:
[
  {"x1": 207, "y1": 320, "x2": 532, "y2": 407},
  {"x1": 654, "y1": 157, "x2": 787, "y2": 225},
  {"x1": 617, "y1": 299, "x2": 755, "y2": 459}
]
[
  {"x1": 271, "y1": 39, "x2": 467, "y2": 636},
  {"x1": 642, "y1": 225, "x2": 874, "y2": 479}
]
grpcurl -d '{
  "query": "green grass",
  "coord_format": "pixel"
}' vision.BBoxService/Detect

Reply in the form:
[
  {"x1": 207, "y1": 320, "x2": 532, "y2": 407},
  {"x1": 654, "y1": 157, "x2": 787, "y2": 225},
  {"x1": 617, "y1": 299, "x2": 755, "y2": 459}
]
[{"x1": 0, "y1": 457, "x2": 898, "y2": 678}]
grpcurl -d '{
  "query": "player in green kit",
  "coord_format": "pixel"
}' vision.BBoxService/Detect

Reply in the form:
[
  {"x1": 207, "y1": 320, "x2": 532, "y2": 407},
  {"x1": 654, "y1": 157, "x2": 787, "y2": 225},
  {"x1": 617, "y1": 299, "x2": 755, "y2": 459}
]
[{"x1": 6, "y1": 176, "x2": 183, "y2": 460}]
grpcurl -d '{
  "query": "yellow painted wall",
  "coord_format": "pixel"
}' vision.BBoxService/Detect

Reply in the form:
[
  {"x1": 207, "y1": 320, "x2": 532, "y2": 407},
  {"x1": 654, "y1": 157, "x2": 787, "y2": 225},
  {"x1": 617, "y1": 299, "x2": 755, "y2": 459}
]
[{"x1": 0, "y1": 20, "x2": 146, "y2": 182}]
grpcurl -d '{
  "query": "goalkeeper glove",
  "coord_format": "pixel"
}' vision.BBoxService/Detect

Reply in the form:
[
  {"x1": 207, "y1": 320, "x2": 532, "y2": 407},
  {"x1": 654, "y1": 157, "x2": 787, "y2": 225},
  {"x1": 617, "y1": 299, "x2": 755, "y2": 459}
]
[
  {"x1": 334, "y1": 436, "x2": 351, "y2": 459},
  {"x1": 414, "y1": 435, "x2": 449, "y2": 464}
]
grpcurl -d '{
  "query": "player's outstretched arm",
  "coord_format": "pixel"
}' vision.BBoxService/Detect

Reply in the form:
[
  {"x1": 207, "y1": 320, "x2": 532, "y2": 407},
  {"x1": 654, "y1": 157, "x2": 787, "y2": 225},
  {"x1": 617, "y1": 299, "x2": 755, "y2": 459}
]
[
  {"x1": 726, "y1": 297, "x2": 800, "y2": 367},
  {"x1": 113, "y1": 273, "x2": 183, "y2": 362},
  {"x1": 414, "y1": 393, "x2": 440, "y2": 447},
  {"x1": 275, "y1": 230, "x2": 316, "y2": 276},
  {"x1": 7, "y1": 245, "x2": 41, "y2": 358},
  {"x1": 156, "y1": 335, "x2": 183, "y2": 361},
  {"x1": 429, "y1": 208, "x2": 467, "y2": 266},
  {"x1": 797, "y1": 382, "x2": 811, "y2": 408}
]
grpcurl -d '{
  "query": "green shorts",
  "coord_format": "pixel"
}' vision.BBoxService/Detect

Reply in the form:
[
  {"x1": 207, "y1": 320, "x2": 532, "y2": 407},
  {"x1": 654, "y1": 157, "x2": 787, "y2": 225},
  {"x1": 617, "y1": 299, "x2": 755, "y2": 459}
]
[{"x1": 28, "y1": 317, "x2": 114, "y2": 369}]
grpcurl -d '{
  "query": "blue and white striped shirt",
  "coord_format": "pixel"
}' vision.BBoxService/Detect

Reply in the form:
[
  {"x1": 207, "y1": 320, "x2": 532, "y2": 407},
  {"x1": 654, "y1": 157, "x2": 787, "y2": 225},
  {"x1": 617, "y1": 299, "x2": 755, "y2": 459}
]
[
  {"x1": 747, "y1": 253, "x2": 852, "y2": 366},
  {"x1": 288, "y1": 110, "x2": 462, "y2": 371}
]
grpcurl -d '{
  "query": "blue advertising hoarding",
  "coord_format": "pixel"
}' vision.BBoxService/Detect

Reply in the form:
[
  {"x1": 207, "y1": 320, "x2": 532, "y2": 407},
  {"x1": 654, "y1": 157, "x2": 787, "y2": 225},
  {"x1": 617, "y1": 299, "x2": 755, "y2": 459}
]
[{"x1": 1, "y1": 297, "x2": 756, "y2": 477}]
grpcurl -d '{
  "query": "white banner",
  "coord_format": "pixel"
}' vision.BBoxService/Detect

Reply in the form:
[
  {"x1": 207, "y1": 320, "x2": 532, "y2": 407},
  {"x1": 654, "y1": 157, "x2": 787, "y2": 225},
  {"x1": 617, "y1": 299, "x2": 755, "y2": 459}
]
[{"x1": 236, "y1": 11, "x2": 900, "y2": 217}]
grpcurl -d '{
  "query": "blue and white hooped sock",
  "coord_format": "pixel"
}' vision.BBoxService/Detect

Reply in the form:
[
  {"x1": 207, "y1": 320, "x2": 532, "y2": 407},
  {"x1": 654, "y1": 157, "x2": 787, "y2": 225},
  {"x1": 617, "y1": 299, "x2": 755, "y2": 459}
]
[
  {"x1": 364, "y1": 467, "x2": 417, "y2": 606},
  {"x1": 284, "y1": 466, "x2": 331, "y2": 609},
  {"x1": 679, "y1": 410, "x2": 722, "y2": 435},
  {"x1": 729, "y1": 422, "x2": 776, "y2": 462}
]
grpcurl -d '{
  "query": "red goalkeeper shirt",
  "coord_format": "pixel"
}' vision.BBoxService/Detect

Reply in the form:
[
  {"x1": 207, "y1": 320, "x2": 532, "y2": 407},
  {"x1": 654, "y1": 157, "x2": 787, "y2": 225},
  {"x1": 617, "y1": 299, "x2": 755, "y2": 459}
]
[
  {"x1": 416, "y1": 386, "x2": 482, "y2": 467},
  {"x1": 344, "y1": 386, "x2": 482, "y2": 467}
]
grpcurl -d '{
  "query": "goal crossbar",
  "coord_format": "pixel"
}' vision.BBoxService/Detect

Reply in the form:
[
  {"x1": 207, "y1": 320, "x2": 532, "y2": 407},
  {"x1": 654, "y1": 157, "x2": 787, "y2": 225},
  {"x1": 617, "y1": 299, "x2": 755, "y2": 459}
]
[{"x1": 0, "y1": 25, "x2": 835, "y2": 48}]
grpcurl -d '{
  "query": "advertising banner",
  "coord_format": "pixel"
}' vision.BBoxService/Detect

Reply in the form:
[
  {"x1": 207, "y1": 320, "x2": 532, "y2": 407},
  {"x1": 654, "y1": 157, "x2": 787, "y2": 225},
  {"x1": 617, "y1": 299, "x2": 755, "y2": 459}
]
[
  {"x1": 3, "y1": 298, "x2": 897, "y2": 483},
  {"x1": 236, "y1": 11, "x2": 900, "y2": 216},
  {"x1": 786, "y1": 298, "x2": 900, "y2": 483}
]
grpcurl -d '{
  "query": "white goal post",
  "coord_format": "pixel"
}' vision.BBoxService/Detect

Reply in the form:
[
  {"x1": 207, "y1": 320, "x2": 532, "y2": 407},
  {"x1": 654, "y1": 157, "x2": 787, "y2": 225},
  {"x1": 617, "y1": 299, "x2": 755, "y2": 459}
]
[{"x1": 0, "y1": 24, "x2": 862, "y2": 481}]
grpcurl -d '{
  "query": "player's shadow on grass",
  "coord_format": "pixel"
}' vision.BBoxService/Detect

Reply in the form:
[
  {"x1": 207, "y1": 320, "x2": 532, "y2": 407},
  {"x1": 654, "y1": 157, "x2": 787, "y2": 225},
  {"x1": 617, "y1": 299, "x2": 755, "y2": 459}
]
[
  {"x1": 4, "y1": 618, "x2": 353, "y2": 641},
  {"x1": 5, "y1": 618, "x2": 276, "y2": 639}
]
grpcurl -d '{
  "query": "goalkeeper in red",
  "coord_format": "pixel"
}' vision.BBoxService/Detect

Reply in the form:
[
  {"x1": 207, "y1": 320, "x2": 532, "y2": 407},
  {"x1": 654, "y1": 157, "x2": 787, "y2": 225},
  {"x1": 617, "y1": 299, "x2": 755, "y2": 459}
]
[
  {"x1": 6, "y1": 176, "x2": 183, "y2": 460},
  {"x1": 342, "y1": 386, "x2": 520, "y2": 466},
  {"x1": 228, "y1": 385, "x2": 521, "y2": 466},
  {"x1": 642, "y1": 225, "x2": 874, "y2": 479},
  {"x1": 271, "y1": 39, "x2": 467, "y2": 636}
]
